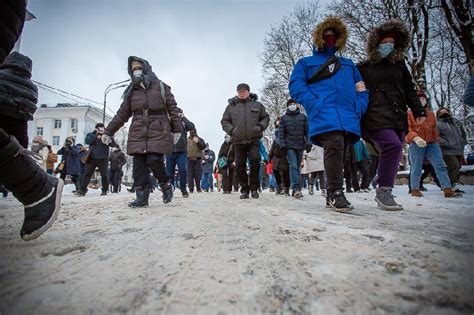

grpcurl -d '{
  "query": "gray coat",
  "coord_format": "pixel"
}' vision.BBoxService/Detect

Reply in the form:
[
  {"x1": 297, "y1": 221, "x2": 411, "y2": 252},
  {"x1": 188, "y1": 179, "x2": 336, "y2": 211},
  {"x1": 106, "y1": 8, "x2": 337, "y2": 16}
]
[
  {"x1": 221, "y1": 93, "x2": 270, "y2": 144},
  {"x1": 437, "y1": 117, "x2": 467, "y2": 155}
]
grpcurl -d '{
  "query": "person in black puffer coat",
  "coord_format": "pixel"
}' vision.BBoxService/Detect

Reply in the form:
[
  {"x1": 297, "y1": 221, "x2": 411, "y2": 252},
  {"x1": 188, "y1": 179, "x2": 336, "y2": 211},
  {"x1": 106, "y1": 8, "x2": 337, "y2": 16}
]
[
  {"x1": 269, "y1": 117, "x2": 290, "y2": 196},
  {"x1": 217, "y1": 134, "x2": 235, "y2": 194},
  {"x1": 0, "y1": 0, "x2": 64, "y2": 241},
  {"x1": 278, "y1": 99, "x2": 309, "y2": 198},
  {"x1": 357, "y1": 19, "x2": 426, "y2": 211}
]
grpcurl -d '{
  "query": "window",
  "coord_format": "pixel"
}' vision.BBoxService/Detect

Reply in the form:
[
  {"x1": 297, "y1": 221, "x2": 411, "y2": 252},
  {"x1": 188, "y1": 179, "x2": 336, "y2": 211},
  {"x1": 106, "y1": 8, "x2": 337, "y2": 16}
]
[
  {"x1": 54, "y1": 119, "x2": 62, "y2": 128},
  {"x1": 36, "y1": 127, "x2": 43, "y2": 136},
  {"x1": 52, "y1": 136, "x2": 60, "y2": 146},
  {"x1": 71, "y1": 118, "x2": 78, "y2": 129}
]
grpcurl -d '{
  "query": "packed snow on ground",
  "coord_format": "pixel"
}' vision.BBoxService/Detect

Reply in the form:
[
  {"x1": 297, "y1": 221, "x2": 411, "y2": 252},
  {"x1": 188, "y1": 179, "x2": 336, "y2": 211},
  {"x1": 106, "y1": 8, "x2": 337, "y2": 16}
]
[{"x1": 0, "y1": 184, "x2": 473, "y2": 314}]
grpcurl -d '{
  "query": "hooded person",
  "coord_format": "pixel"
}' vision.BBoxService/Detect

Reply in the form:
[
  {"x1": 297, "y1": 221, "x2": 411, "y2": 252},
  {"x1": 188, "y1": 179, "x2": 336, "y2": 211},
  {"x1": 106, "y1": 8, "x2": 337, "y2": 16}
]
[
  {"x1": 0, "y1": 0, "x2": 64, "y2": 241},
  {"x1": 31, "y1": 135, "x2": 50, "y2": 170},
  {"x1": 288, "y1": 16, "x2": 368, "y2": 212},
  {"x1": 101, "y1": 56, "x2": 182, "y2": 207},
  {"x1": 357, "y1": 19, "x2": 427, "y2": 211}
]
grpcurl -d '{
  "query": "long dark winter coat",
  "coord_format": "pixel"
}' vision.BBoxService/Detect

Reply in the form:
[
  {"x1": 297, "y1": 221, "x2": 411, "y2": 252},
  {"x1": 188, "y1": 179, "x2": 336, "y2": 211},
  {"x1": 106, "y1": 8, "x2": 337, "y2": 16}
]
[
  {"x1": 357, "y1": 19, "x2": 426, "y2": 133},
  {"x1": 104, "y1": 56, "x2": 182, "y2": 155},
  {"x1": 269, "y1": 139, "x2": 289, "y2": 172},
  {"x1": 221, "y1": 93, "x2": 270, "y2": 145},
  {"x1": 109, "y1": 149, "x2": 127, "y2": 170},
  {"x1": 57, "y1": 144, "x2": 80, "y2": 175},
  {"x1": 278, "y1": 108, "x2": 308, "y2": 150}
]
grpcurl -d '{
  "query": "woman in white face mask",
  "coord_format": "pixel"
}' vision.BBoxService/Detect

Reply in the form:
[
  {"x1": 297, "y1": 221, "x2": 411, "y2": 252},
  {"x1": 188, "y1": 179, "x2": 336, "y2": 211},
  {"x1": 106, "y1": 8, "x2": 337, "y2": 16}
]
[{"x1": 357, "y1": 20, "x2": 427, "y2": 211}]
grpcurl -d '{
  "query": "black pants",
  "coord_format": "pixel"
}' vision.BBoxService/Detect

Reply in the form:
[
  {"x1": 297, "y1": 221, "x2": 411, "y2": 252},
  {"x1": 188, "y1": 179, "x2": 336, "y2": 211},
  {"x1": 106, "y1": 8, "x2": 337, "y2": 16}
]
[
  {"x1": 367, "y1": 155, "x2": 379, "y2": 187},
  {"x1": 273, "y1": 169, "x2": 290, "y2": 189},
  {"x1": 314, "y1": 131, "x2": 351, "y2": 193},
  {"x1": 60, "y1": 172, "x2": 79, "y2": 190},
  {"x1": 187, "y1": 159, "x2": 202, "y2": 192},
  {"x1": 133, "y1": 154, "x2": 169, "y2": 188},
  {"x1": 233, "y1": 140, "x2": 260, "y2": 192},
  {"x1": 109, "y1": 168, "x2": 122, "y2": 192},
  {"x1": 80, "y1": 159, "x2": 109, "y2": 192},
  {"x1": 221, "y1": 167, "x2": 235, "y2": 192},
  {"x1": 309, "y1": 171, "x2": 325, "y2": 190}
]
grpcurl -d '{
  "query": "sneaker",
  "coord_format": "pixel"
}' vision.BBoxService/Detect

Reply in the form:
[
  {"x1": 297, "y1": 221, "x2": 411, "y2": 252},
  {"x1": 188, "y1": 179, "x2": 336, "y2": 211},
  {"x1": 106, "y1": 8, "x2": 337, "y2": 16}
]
[
  {"x1": 21, "y1": 177, "x2": 64, "y2": 241},
  {"x1": 327, "y1": 190, "x2": 353, "y2": 212},
  {"x1": 375, "y1": 187, "x2": 403, "y2": 211},
  {"x1": 251, "y1": 190, "x2": 259, "y2": 199},
  {"x1": 101, "y1": 191, "x2": 107, "y2": 196},
  {"x1": 240, "y1": 191, "x2": 249, "y2": 199},
  {"x1": 181, "y1": 190, "x2": 189, "y2": 198}
]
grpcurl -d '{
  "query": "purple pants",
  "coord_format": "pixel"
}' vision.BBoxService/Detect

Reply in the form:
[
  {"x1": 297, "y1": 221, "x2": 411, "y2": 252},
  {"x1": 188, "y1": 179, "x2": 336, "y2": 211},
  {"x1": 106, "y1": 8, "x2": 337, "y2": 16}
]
[{"x1": 368, "y1": 129, "x2": 404, "y2": 188}]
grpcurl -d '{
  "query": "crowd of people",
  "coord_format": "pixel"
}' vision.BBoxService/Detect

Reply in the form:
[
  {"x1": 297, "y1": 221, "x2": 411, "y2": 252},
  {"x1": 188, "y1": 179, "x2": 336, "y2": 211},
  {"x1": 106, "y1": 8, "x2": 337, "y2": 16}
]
[{"x1": 0, "y1": 1, "x2": 472, "y2": 242}]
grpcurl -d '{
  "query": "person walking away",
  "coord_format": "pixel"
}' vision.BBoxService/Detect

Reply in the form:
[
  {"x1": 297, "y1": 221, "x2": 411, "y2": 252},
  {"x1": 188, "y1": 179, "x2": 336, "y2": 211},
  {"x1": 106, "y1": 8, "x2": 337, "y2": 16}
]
[
  {"x1": 357, "y1": 19, "x2": 427, "y2": 211},
  {"x1": 221, "y1": 83, "x2": 270, "y2": 199},
  {"x1": 187, "y1": 129, "x2": 206, "y2": 193},
  {"x1": 109, "y1": 147, "x2": 126, "y2": 193},
  {"x1": 201, "y1": 143, "x2": 216, "y2": 192},
  {"x1": 75, "y1": 123, "x2": 119, "y2": 196},
  {"x1": 289, "y1": 16, "x2": 368, "y2": 211},
  {"x1": 0, "y1": 0, "x2": 63, "y2": 241},
  {"x1": 436, "y1": 107, "x2": 468, "y2": 193},
  {"x1": 165, "y1": 108, "x2": 195, "y2": 198},
  {"x1": 218, "y1": 134, "x2": 235, "y2": 194},
  {"x1": 77, "y1": 144, "x2": 87, "y2": 190},
  {"x1": 57, "y1": 137, "x2": 81, "y2": 191}
]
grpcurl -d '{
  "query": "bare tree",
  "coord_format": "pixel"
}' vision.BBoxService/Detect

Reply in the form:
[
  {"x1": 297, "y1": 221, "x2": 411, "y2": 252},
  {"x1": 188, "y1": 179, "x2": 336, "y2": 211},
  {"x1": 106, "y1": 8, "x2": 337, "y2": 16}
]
[{"x1": 260, "y1": 1, "x2": 322, "y2": 131}]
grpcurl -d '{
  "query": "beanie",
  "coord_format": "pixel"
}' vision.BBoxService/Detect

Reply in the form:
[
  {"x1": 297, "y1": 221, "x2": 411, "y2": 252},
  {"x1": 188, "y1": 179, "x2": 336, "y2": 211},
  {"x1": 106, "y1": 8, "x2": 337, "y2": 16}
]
[
  {"x1": 237, "y1": 83, "x2": 250, "y2": 91},
  {"x1": 287, "y1": 99, "x2": 297, "y2": 106}
]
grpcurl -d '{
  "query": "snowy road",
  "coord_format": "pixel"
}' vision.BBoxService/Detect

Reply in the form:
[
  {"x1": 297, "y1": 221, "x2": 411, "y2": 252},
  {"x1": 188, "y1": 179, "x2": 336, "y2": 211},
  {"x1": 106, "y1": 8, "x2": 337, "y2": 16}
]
[{"x1": 1, "y1": 185, "x2": 474, "y2": 314}]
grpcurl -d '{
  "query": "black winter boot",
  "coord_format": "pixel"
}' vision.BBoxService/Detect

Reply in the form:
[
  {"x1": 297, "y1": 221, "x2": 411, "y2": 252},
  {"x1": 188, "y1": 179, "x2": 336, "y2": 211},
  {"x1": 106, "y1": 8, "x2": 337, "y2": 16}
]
[
  {"x1": 0, "y1": 131, "x2": 63, "y2": 241},
  {"x1": 128, "y1": 186, "x2": 150, "y2": 208},
  {"x1": 161, "y1": 181, "x2": 174, "y2": 204}
]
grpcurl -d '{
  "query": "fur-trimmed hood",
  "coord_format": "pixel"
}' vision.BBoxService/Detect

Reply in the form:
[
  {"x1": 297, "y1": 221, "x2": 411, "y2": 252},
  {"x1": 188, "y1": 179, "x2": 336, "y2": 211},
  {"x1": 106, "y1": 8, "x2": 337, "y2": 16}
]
[
  {"x1": 228, "y1": 93, "x2": 258, "y2": 105},
  {"x1": 366, "y1": 19, "x2": 410, "y2": 63},
  {"x1": 313, "y1": 16, "x2": 348, "y2": 52}
]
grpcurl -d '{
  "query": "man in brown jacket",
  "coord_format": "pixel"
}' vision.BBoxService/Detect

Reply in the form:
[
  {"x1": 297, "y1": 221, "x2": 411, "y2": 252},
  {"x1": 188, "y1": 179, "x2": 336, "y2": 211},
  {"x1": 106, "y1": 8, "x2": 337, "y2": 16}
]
[
  {"x1": 102, "y1": 56, "x2": 182, "y2": 207},
  {"x1": 186, "y1": 129, "x2": 206, "y2": 193}
]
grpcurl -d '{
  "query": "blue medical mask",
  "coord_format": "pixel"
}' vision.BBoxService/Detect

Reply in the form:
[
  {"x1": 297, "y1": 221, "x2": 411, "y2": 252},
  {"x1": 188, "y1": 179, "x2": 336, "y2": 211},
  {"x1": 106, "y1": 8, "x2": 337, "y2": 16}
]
[
  {"x1": 288, "y1": 104, "x2": 297, "y2": 111},
  {"x1": 378, "y1": 42, "x2": 395, "y2": 58}
]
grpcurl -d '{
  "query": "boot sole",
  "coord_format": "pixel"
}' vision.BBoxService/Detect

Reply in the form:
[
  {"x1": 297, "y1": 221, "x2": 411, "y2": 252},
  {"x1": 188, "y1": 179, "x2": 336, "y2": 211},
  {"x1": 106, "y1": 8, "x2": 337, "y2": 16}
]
[
  {"x1": 22, "y1": 179, "x2": 64, "y2": 241},
  {"x1": 375, "y1": 197, "x2": 403, "y2": 211}
]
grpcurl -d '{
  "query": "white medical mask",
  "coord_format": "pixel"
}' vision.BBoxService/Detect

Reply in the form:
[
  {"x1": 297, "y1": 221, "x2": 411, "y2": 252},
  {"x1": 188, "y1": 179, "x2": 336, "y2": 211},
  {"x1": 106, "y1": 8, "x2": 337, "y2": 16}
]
[
  {"x1": 133, "y1": 69, "x2": 143, "y2": 77},
  {"x1": 288, "y1": 104, "x2": 297, "y2": 111}
]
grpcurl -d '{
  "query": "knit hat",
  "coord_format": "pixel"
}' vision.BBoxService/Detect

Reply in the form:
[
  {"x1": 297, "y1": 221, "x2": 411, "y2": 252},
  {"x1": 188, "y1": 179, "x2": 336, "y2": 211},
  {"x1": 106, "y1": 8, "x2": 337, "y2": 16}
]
[
  {"x1": 436, "y1": 107, "x2": 450, "y2": 118},
  {"x1": 131, "y1": 60, "x2": 143, "y2": 70},
  {"x1": 236, "y1": 83, "x2": 250, "y2": 91},
  {"x1": 287, "y1": 99, "x2": 297, "y2": 106}
]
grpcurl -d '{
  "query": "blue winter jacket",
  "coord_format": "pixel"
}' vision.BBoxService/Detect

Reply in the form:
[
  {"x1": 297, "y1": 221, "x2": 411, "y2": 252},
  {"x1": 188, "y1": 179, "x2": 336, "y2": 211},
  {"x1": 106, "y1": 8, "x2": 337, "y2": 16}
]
[
  {"x1": 289, "y1": 47, "x2": 368, "y2": 144},
  {"x1": 57, "y1": 144, "x2": 81, "y2": 175}
]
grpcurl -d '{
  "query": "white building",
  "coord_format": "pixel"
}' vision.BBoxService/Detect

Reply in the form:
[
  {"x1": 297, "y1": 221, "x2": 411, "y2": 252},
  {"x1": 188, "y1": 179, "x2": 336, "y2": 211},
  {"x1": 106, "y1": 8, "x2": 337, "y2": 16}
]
[{"x1": 27, "y1": 103, "x2": 128, "y2": 152}]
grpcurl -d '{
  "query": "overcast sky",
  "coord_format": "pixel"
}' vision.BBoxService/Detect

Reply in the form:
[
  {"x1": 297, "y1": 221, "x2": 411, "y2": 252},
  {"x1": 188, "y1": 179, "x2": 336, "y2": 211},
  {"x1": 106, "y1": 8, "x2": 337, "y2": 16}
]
[{"x1": 21, "y1": 0, "x2": 320, "y2": 151}]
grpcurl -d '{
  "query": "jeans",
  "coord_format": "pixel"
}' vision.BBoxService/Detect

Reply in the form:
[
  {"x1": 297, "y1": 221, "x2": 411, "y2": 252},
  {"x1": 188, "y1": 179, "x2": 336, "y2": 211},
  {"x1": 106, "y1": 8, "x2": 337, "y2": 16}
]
[
  {"x1": 287, "y1": 149, "x2": 303, "y2": 190},
  {"x1": 166, "y1": 152, "x2": 188, "y2": 192},
  {"x1": 409, "y1": 143, "x2": 452, "y2": 189},
  {"x1": 201, "y1": 172, "x2": 213, "y2": 191}
]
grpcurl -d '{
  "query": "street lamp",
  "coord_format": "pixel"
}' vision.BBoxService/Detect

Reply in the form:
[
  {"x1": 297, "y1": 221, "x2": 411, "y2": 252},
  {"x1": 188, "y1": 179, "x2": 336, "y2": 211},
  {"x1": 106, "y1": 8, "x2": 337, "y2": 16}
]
[{"x1": 103, "y1": 79, "x2": 130, "y2": 123}]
